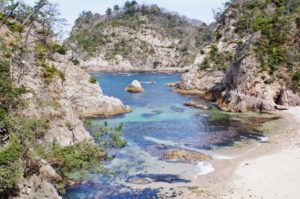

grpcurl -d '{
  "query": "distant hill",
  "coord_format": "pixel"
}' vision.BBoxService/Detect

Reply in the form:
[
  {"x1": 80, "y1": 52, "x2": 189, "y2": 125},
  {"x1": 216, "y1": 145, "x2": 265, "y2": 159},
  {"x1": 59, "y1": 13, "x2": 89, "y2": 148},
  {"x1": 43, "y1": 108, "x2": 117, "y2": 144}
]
[{"x1": 67, "y1": 2, "x2": 214, "y2": 72}]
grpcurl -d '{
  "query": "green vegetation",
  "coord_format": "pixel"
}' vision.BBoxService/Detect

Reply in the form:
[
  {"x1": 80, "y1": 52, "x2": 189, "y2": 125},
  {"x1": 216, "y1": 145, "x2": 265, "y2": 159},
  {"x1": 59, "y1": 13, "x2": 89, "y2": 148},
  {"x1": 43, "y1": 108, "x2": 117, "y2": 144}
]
[
  {"x1": 68, "y1": 2, "x2": 213, "y2": 68},
  {"x1": 50, "y1": 43, "x2": 67, "y2": 55},
  {"x1": 47, "y1": 141, "x2": 107, "y2": 180},
  {"x1": 0, "y1": 135, "x2": 22, "y2": 193},
  {"x1": 72, "y1": 59, "x2": 80, "y2": 65},
  {"x1": 43, "y1": 63, "x2": 65, "y2": 83},
  {"x1": 93, "y1": 122, "x2": 127, "y2": 148},
  {"x1": 199, "y1": 44, "x2": 228, "y2": 71},
  {"x1": 89, "y1": 76, "x2": 97, "y2": 84}
]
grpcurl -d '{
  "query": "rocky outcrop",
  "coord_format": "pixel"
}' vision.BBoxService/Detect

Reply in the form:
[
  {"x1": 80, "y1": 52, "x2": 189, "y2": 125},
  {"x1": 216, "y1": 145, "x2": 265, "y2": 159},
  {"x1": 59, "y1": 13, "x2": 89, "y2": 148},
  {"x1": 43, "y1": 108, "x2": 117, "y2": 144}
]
[
  {"x1": 125, "y1": 80, "x2": 144, "y2": 93},
  {"x1": 14, "y1": 160, "x2": 62, "y2": 199},
  {"x1": 179, "y1": 0, "x2": 300, "y2": 112},
  {"x1": 16, "y1": 52, "x2": 130, "y2": 146},
  {"x1": 163, "y1": 149, "x2": 212, "y2": 163},
  {"x1": 184, "y1": 100, "x2": 209, "y2": 110}
]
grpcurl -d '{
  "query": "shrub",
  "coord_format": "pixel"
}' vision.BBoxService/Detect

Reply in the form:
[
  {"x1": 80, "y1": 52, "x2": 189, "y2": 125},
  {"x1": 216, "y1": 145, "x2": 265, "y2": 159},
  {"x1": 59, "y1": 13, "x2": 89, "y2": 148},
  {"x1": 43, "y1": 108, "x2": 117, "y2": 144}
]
[
  {"x1": 50, "y1": 43, "x2": 66, "y2": 55},
  {"x1": 48, "y1": 141, "x2": 108, "y2": 179},
  {"x1": 153, "y1": 61, "x2": 161, "y2": 68},
  {"x1": 43, "y1": 64, "x2": 65, "y2": 83},
  {"x1": 72, "y1": 59, "x2": 80, "y2": 65},
  {"x1": 89, "y1": 76, "x2": 97, "y2": 84},
  {"x1": 6, "y1": 21, "x2": 23, "y2": 33},
  {"x1": 0, "y1": 134, "x2": 22, "y2": 194},
  {"x1": 292, "y1": 71, "x2": 300, "y2": 82},
  {"x1": 35, "y1": 43, "x2": 48, "y2": 61}
]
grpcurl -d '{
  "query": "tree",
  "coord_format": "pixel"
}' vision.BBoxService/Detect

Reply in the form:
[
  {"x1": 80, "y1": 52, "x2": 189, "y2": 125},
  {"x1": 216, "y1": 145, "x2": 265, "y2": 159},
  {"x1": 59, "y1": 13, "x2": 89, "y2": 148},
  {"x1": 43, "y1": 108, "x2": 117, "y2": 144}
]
[
  {"x1": 131, "y1": 1, "x2": 138, "y2": 7},
  {"x1": 113, "y1": 4, "x2": 119, "y2": 11},
  {"x1": 106, "y1": 7, "x2": 112, "y2": 16},
  {"x1": 124, "y1": 1, "x2": 131, "y2": 10}
]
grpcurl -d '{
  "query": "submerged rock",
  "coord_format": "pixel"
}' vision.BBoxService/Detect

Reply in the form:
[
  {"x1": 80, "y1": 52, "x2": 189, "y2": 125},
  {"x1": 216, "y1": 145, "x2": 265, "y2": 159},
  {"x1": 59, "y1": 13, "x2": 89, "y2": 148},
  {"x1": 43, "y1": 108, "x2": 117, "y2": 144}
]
[
  {"x1": 126, "y1": 80, "x2": 144, "y2": 93},
  {"x1": 163, "y1": 149, "x2": 212, "y2": 163},
  {"x1": 165, "y1": 82, "x2": 179, "y2": 87},
  {"x1": 185, "y1": 100, "x2": 209, "y2": 110},
  {"x1": 127, "y1": 174, "x2": 190, "y2": 184}
]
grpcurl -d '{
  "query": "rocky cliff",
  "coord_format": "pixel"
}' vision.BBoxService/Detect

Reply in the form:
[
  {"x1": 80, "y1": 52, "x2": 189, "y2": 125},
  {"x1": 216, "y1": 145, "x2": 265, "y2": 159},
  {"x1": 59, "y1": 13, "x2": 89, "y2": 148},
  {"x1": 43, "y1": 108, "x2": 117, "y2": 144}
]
[
  {"x1": 67, "y1": 3, "x2": 213, "y2": 72},
  {"x1": 0, "y1": 2, "x2": 129, "y2": 198},
  {"x1": 179, "y1": 0, "x2": 300, "y2": 112}
]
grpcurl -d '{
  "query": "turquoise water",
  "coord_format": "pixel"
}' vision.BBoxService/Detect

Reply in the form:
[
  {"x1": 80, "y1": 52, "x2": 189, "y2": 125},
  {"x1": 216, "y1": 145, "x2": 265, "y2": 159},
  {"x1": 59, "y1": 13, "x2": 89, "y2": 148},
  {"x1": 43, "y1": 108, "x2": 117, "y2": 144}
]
[{"x1": 64, "y1": 73, "x2": 272, "y2": 199}]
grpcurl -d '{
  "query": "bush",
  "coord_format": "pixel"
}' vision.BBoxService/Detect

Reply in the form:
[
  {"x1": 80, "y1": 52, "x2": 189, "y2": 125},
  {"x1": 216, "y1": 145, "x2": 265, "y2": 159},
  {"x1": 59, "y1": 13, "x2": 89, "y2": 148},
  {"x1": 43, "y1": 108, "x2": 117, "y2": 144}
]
[
  {"x1": 48, "y1": 141, "x2": 108, "y2": 179},
  {"x1": 72, "y1": 59, "x2": 80, "y2": 65},
  {"x1": 89, "y1": 76, "x2": 97, "y2": 84},
  {"x1": 6, "y1": 21, "x2": 23, "y2": 33},
  {"x1": 153, "y1": 61, "x2": 161, "y2": 68},
  {"x1": 0, "y1": 134, "x2": 22, "y2": 194},
  {"x1": 292, "y1": 71, "x2": 300, "y2": 82},
  {"x1": 43, "y1": 64, "x2": 65, "y2": 83},
  {"x1": 50, "y1": 43, "x2": 66, "y2": 55}
]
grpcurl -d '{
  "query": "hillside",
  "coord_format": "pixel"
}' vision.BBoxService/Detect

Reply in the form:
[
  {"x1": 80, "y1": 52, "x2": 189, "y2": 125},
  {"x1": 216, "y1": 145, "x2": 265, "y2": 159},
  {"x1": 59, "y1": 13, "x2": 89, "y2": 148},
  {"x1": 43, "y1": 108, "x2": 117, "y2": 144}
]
[
  {"x1": 67, "y1": 2, "x2": 213, "y2": 72},
  {"x1": 0, "y1": 1, "x2": 129, "y2": 198},
  {"x1": 179, "y1": 0, "x2": 300, "y2": 112}
]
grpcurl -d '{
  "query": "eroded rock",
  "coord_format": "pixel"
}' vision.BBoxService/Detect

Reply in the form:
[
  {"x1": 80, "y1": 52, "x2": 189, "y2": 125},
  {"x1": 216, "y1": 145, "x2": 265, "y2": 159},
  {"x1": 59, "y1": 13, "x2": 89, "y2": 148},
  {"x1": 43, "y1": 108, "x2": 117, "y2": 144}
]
[
  {"x1": 163, "y1": 149, "x2": 212, "y2": 163},
  {"x1": 126, "y1": 80, "x2": 144, "y2": 93}
]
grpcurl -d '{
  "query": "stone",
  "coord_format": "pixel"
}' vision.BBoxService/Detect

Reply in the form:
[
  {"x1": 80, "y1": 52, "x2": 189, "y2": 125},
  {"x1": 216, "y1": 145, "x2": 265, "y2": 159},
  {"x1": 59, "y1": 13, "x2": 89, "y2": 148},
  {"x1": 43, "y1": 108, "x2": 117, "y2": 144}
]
[
  {"x1": 184, "y1": 100, "x2": 209, "y2": 110},
  {"x1": 163, "y1": 149, "x2": 212, "y2": 163},
  {"x1": 165, "y1": 82, "x2": 179, "y2": 87},
  {"x1": 126, "y1": 80, "x2": 144, "y2": 93},
  {"x1": 127, "y1": 177, "x2": 152, "y2": 184}
]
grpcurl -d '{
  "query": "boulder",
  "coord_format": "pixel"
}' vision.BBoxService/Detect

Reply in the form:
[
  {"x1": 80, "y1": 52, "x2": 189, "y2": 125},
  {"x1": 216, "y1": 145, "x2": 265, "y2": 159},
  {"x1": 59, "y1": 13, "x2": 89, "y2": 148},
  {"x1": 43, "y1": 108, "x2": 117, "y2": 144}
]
[
  {"x1": 165, "y1": 82, "x2": 179, "y2": 87},
  {"x1": 126, "y1": 80, "x2": 144, "y2": 93},
  {"x1": 163, "y1": 149, "x2": 212, "y2": 163},
  {"x1": 184, "y1": 100, "x2": 209, "y2": 110}
]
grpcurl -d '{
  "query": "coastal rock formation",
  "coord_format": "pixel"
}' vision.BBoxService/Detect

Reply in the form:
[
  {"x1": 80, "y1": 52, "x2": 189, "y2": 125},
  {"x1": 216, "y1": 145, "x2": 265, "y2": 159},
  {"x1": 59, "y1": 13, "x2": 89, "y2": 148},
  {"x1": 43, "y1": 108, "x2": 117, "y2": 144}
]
[
  {"x1": 184, "y1": 100, "x2": 209, "y2": 110},
  {"x1": 163, "y1": 149, "x2": 212, "y2": 163},
  {"x1": 14, "y1": 160, "x2": 62, "y2": 199},
  {"x1": 179, "y1": 0, "x2": 300, "y2": 112},
  {"x1": 126, "y1": 80, "x2": 144, "y2": 93},
  {"x1": 67, "y1": 3, "x2": 213, "y2": 72}
]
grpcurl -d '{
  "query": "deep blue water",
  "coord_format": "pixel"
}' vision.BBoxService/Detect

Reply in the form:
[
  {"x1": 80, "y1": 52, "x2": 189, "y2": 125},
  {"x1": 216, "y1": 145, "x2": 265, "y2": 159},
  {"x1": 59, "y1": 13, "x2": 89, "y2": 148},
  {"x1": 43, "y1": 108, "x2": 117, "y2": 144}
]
[{"x1": 64, "y1": 73, "x2": 273, "y2": 199}]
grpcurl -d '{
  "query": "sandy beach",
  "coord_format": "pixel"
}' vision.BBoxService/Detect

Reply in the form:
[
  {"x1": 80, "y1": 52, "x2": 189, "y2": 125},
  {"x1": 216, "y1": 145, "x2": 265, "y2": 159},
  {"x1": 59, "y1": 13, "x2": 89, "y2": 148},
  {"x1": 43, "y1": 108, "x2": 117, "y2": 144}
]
[{"x1": 223, "y1": 107, "x2": 300, "y2": 199}]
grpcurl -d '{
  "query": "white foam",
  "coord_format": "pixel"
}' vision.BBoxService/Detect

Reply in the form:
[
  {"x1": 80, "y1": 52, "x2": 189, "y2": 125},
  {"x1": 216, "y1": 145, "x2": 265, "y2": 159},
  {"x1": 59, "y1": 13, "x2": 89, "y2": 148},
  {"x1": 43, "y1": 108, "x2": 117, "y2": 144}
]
[
  {"x1": 259, "y1": 136, "x2": 269, "y2": 142},
  {"x1": 144, "y1": 136, "x2": 177, "y2": 146},
  {"x1": 195, "y1": 161, "x2": 215, "y2": 176}
]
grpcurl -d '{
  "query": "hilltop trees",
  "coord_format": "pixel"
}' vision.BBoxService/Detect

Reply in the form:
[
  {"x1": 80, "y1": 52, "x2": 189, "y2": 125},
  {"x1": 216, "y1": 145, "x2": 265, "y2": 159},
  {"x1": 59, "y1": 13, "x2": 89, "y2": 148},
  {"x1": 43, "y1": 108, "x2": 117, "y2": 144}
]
[
  {"x1": 106, "y1": 7, "x2": 112, "y2": 16},
  {"x1": 113, "y1": 4, "x2": 119, "y2": 11}
]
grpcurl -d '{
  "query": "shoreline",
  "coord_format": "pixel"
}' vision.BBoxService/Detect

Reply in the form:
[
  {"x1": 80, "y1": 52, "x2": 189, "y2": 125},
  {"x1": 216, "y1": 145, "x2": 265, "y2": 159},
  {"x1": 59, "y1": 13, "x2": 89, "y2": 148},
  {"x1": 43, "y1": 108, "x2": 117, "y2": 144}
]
[
  {"x1": 222, "y1": 107, "x2": 300, "y2": 199},
  {"x1": 134, "y1": 107, "x2": 300, "y2": 198}
]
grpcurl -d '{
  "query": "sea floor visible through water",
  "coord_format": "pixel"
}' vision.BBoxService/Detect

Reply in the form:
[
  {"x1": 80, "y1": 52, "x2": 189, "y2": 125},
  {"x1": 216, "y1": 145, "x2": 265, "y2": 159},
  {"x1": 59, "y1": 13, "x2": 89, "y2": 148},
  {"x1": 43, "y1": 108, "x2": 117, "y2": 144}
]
[{"x1": 64, "y1": 73, "x2": 285, "y2": 199}]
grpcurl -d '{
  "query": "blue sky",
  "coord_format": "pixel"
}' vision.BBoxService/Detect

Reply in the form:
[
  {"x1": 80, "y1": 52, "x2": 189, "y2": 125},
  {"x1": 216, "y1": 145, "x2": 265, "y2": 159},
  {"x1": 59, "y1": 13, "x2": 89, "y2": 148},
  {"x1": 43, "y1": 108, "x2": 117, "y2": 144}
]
[{"x1": 23, "y1": 0, "x2": 227, "y2": 34}]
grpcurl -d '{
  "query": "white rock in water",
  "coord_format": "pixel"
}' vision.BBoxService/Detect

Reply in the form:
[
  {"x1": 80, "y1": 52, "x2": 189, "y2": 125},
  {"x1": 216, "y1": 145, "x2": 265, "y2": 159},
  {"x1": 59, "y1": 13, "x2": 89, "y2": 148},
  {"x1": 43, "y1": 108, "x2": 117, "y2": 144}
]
[{"x1": 126, "y1": 80, "x2": 144, "y2": 93}]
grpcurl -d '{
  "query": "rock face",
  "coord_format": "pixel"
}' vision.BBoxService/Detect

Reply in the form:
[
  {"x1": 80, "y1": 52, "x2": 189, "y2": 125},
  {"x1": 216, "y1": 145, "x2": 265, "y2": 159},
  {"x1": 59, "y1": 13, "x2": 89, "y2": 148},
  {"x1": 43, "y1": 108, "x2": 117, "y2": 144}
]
[
  {"x1": 179, "y1": 1, "x2": 300, "y2": 112},
  {"x1": 163, "y1": 149, "x2": 212, "y2": 163},
  {"x1": 14, "y1": 160, "x2": 62, "y2": 199},
  {"x1": 126, "y1": 80, "x2": 144, "y2": 93},
  {"x1": 68, "y1": 4, "x2": 213, "y2": 72},
  {"x1": 16, "y1": 52, "x2": 130, "y2": 146}
]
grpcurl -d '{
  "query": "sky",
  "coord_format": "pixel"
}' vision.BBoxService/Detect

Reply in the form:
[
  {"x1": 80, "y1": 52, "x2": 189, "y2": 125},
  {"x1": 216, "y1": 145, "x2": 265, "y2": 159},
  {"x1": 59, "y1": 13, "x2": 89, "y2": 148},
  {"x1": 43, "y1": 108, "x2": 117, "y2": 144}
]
[{"x1": 23, "y1": 0, "x2": 227, "y2": 34}]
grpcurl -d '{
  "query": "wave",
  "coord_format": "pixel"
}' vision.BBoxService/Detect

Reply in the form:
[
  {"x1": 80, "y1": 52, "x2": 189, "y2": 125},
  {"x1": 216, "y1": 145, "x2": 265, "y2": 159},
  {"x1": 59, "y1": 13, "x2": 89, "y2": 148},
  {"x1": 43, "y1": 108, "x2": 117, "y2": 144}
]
[
  {"x1": 143, "y1": 136, "x2": 235, "y2": 160},
  {"x1": 195, "y1": 162, "x2": 214, "y2": 176}
]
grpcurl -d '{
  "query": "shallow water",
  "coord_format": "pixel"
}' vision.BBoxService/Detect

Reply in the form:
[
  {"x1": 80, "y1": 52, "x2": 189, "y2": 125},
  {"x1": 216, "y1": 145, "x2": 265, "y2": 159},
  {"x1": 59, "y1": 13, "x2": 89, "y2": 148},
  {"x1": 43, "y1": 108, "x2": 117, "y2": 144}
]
[{"x1": 64, "y1": 73, "x2": 278, "y2": 199}]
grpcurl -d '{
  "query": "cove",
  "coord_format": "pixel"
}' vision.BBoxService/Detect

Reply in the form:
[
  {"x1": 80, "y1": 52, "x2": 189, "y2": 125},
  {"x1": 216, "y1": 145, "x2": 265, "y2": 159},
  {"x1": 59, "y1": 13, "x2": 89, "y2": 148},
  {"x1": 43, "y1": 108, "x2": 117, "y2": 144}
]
[{"x1": 64, "y1": 73, "x2": 280, "y2": 199}]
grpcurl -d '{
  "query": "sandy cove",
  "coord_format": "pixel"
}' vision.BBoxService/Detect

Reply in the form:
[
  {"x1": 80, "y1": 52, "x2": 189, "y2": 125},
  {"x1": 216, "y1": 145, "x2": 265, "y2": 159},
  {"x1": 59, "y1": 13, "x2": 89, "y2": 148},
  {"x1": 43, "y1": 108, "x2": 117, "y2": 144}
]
[
  {"x1": 139, "y1": 107, "x2": 300, "y2": 198},
  {"x1": 223, "y1": 107, "x2": 300, "y2": 199}
]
